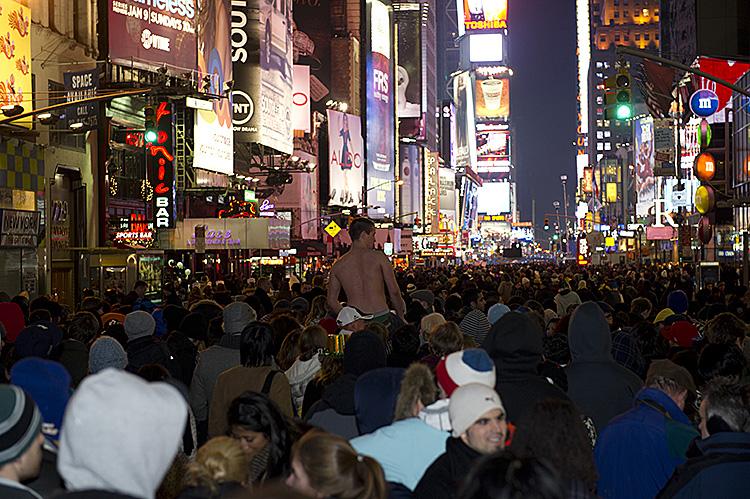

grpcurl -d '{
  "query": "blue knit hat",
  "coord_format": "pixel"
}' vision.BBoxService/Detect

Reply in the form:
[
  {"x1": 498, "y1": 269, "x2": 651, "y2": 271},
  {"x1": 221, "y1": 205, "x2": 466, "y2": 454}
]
[
  {"x1": 14, "y1": 321, "x2": 64, "y2": 359},
  {"x1": 89, "y1": 336, "x2": 128, "y2": 374},
  {"x1": 487, "y1": 303, "x2": 510, "y2": 325},
  {"x1": 667, "y1": 290, "x2": 689, "y2": 315},
  {"x1": 11, "y1": 358, "x2": 71, "y2": 444}
]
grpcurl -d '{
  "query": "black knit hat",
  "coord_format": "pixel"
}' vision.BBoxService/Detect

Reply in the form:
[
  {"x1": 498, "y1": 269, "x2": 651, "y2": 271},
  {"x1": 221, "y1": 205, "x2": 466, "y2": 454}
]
[{"x1": 0, "y1": 385, "x2": 41, "y2": 466}]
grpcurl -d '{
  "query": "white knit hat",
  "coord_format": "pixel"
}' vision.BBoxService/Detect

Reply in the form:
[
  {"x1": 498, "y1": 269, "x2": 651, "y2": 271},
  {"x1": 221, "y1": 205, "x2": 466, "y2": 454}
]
[{"x1": 449, "y1": 383, "x2": 504, "y2": 438}]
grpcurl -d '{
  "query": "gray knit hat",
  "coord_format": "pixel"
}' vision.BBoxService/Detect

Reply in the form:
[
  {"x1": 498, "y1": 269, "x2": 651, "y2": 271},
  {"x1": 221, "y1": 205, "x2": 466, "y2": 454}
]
[
  {"x1": 459, "y1": 310, "x2": 491, "y2": 343},
  {"x1": 223, "y1": 302, "x2": 256, "y2": 335},
  {"x1": 0, "y1": 385, "x2": 42, "y2": 465},
  {"x1": 124, "y1": 311, "x2": 155, "y2": 341},
  {"x1": 89, "y1": 337, "x2": 128, "y2": 374}
]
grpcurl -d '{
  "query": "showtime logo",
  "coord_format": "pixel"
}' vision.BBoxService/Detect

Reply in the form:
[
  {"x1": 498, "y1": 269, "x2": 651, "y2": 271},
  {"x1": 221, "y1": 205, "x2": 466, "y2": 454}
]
[{"x1": 141, "y1": 29, "x2": 171, "y2": 52}]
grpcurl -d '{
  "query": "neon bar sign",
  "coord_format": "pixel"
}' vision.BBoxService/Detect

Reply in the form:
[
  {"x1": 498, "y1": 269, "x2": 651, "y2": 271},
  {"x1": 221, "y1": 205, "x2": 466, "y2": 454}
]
[{"x1": 147, "y1": 101, "x2": 175, "y2": 228}]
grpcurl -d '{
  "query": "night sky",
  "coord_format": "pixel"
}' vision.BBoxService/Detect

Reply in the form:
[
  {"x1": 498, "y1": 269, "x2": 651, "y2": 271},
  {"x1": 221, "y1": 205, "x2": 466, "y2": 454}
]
[{"x1": 509, "y1": 0, "x2": 578, "y2": 228}]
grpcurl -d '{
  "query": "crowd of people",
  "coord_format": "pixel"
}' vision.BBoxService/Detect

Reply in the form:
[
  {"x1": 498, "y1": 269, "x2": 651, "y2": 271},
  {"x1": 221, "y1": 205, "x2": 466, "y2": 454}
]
[{"x1": 0, "y1": 218, "x2": 749, "y2": 499}]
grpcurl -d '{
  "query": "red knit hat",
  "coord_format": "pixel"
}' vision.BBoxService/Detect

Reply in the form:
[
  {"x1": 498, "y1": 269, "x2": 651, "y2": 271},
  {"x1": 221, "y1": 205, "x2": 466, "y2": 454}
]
[{"x1": 660, "y1": 320, "x2": 699, "y2": 349}]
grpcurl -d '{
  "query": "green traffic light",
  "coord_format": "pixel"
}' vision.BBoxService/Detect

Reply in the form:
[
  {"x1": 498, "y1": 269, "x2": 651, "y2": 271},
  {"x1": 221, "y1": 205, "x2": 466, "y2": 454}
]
[
  {"x1": 145, "y1": 130, "x2": 158, "y2": 143},
  {"x1": 553, "y1": 234, "x2": 559, "y2": 240},
  {"x1": 615, "y1": 104, "x2": 632, "y2": 120}
]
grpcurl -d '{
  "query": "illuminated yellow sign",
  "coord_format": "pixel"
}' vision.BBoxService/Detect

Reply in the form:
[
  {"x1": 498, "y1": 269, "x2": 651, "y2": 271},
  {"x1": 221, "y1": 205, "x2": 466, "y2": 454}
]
[{"x1": 0, "y1": 0, "x2": 32, "y2": 128}]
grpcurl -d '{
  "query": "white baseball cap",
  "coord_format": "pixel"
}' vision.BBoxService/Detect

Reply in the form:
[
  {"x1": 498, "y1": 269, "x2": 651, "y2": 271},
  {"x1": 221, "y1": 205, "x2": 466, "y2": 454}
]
[{"x1": 336, "y1": 306, "x2": 374, "y2": 327}]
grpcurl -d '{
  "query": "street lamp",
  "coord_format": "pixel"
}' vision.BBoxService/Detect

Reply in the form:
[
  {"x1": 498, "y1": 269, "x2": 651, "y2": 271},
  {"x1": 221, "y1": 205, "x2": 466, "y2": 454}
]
[{"x1": 362, "y1": 178, "x2": 404, "y2": 213}]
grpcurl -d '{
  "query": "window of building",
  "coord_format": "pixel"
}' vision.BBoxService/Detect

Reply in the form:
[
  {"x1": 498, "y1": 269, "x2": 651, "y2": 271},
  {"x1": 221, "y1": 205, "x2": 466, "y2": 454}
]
[
  {"x1": 596, "y1": 96, "x2": 603, "y2": 105},
  {"x1": 615, "y1": 34, "x2": 621, "y2": 42},
  {"x1": 644, "y1": 33, "x2": 650, "y2": 40},
  {"x1": 73, "y1": 0, "x2": 89, "y2": 46},
  {"x1": 656, "y1": 33, "x2": 660, "y2": 40},
  {"x1": 643, "y1": 8, "x2": 649, "y2": 16},
  {"x1": 604, "y1": 62, "x2": 610, "y2": 69},
  {"x1": 614, "y1": 11, "x2": 620, "y2": 18},
  {"x1": 596, "y1": 61, "x2": 603, "y2": 68},
  {"x1": 48, "y1": 80, "x2": 86, "y2": 150},
  {"x1": 635, "y1": 34, "x2": 641, "y2": 40},
  {"x1": 596, "y1": 72, "x2": 603, "y2": 79},
  {"x1": 597, "y1": 142, "x2": 604, "y2": 151},
  {"x1": 600, "y1": 35, "x2": 607, "y2": 44},
  {"x1": 624, "y1": 10, "x2": 629, "y2": 17},
  {"x1": 624, "y1": 33, "x2": 630, "y2": 41},
  {"x1": 614, "y1": 0, "x2": 619, "y2": 5},
  {"x1": 604, "y1": 120, "x2": 611, "y2": 127},
  {"x1": 604, "y1": 130, "x2": 611, "y2": 138},
  {"x1": 605, "y1": 142, "x2": 612, "y2": 151},
  {"x1": 597, "y1": 120, "x2": 603, "y2": 127},
  {"x1": 597, "y1": 131, "x2": 603, "y2": 139}
]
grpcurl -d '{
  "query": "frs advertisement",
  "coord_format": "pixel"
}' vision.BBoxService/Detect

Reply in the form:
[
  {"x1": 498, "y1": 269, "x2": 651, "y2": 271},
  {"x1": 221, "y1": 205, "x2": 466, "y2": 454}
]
[
  {"x1": 108, "y1": 0, "x2": 197, "y2": 72},
  {"x1": 366, "y1": 0, "x2": 395, "y2": 218},
  {"x1": 194, "y1": 0, "x2": 233, "y2": 175},
  {"x1": 231, "y1": 0, "x2": 294, "y2": 154},
  {"x1": 327, "y1": 109, "x2": 364, "y2": 207}
]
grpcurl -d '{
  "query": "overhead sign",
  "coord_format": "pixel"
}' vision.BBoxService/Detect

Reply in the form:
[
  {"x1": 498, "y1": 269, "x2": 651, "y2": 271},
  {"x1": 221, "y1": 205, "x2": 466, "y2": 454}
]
[
  {"x1": 689, "y1": 89, "x2": 719, "y2": 117},
  {"x1": 324, "y1": 220, "x2": 341, "y2": 238},
  {"x1": 108, "y1": 0, "x2": 197, "y2": 73},
  {"x1": 146, "y1": 101, "x2": 175, "y2": 229},
  {"x1": 64, "y1": 68, "x2": 99, "y2": 129}
]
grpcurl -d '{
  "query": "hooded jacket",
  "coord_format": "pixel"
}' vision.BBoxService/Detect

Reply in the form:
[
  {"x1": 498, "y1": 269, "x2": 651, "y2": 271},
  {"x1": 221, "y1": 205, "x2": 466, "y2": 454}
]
[
  {"x1": 305, "y1": 331, "x2": 386, "y2": 439},
  {"x1": 354, "y1": 367, "x2": 405, "y2": 435},
  {"x1": 566, "y1": 302, "x2": 642, "y2": 431},
  {"x1": 481, "y1": 312, "x2": 569, "y2": 424},
  {"x1": 554, "y1": 288, "x2": 582, "y2": 316},
  {"x1": 57, "y1": 369, "x2": 187, "y2": 499},
  {"x1": 285, "y1": 353, "x2": 322, "y2": 416},
  {"x1": 413, "y1": 437, "x2": 482, "y2": 499}
]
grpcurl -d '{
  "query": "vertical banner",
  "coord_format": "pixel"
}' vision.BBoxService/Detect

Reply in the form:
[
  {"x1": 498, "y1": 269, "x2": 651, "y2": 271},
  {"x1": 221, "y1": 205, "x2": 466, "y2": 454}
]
[
  {"x1": 292, "y1": 64, "x2": 311, "y2": 133},
  {"x1": 439, "y1": 167, "x2": 457, "y2": 232},
  {"x1": 634, "y1": 116, "x2": 655, "y2": 217},
  {"x1": 0, "y1": 0, "x2": 31, "y2": 127},
  {"x1": 396, "y1": 9, "x2": 421, "y2": 119},
  {"x1": 195, "y1": 0, "x2": 233, "y2": 174},
  {"x1": 366, "y1": 0, "x2": 395, "y2": 218},
  {"x1": 424, "y1": 152, "x2": 440, "y2": 233},
  {"x1": 147, "y1": 101, "x2": 175, "y2": 229},
  {"x1": 398, "y1": 144, "x2": 422, "y2": 224},
  {"x1": 327, "y1": 110, "x2": 364, "y2": 207},
  {"x1": 452, "y1": 71, "x2": 476, "y2": 169},
  {"x1": 293, "y1": 0, "x2": 331, "y2": 112},
  {"x1": 231, "y1": 0, "x2": 293, "y2": 153},
  {"x1": 461, "y1": 177, "x2": 479, "y2": 230}
]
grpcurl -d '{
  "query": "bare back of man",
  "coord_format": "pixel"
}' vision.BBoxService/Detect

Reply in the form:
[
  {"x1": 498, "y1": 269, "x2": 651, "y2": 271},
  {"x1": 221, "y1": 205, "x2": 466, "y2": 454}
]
[{"x1": 327, "y1": 219, "x2": 405, "y2": 320}]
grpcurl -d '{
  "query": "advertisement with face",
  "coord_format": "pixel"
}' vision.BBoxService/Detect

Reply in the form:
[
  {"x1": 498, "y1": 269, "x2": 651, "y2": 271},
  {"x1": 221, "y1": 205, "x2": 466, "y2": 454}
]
[
  {"x1": 439, "y1": 167, "x2": 457, "y2": 232},
  {"x1": 108, "y1": 0, "x2": 197, "y2": 73},
  {"x1": 461, "y1": 177, "x2": 479, "y2": 230},
  {"x1": 453, "y1": 71, "x2": 476, "y2": 169},
  {"x1": 475, "y1": 73, "x2": 509, "y2": 121},
  {"x1": 366, "y1": 0, "x2": 395, "y2": 218},
  {"x1": 327, "y1": 109, "x2": 364, "y2": 207},
  {"x1": 396, "y1": 10, "x2": 421, "y2": 119},
  {"x1": 457, "y1": 0, "x2": 508, "y2": 35},
  {"x1": 399, "y1": 144, "x2": 422, "y2": 224},
  {"x1": 232, "y1": 0, "x2": 294, "y2": 154},
  {"x1": 292, "y1": 0, "x2": 331, "y2": 112},
  {"x1": 476, "y1": 122, "x2": 510, "y2": 172},
  {"x1": 195, "y1": 0, "x2": 233, "y2": 175},
  {"x1": 635, "y1": 117, "x2": 655, "y2": 217}
]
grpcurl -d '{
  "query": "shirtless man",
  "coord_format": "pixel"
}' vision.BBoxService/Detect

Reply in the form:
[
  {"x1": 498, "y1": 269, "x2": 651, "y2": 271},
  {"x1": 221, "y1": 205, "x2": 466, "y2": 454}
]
[{"x1": 327, "y1": 217, "x2": 406, "y2": 323}]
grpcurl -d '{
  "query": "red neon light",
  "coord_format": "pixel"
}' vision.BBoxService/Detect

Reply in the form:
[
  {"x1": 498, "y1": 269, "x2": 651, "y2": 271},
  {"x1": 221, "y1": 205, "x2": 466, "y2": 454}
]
[
  {"x1": 149, "y1": 145, "x2": 174, "y2": 162},
  {"x1": 155, "y1": 101, "x2": 171, "y2": 123}
]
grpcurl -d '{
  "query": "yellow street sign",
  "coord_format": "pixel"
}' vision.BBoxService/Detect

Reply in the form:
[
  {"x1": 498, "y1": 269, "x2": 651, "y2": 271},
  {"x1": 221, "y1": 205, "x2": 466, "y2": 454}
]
[{"x1": 324, "y1": 221, "x2": 341, "y2": 238}]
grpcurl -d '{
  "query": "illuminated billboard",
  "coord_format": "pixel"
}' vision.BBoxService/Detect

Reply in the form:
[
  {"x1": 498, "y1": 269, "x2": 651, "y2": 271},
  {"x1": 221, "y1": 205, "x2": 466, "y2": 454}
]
[
  {"x1": 0, "y1": 0, "x2": 31, "y2": 127},
  {"x1": 469, "y1": 33, "x2": 503, "y2": 63},
  {"x1": 232, "y1": 0, "x2": 294, "y2": 154},
  {"x1": 634, "y1": 117, "x2": 655, "y2": 217},
  {"x1": 475, "y1": 68, "x2": 509, "y2": 121},
  {"x1": 476, "y1": 122, "x2": 510, "y2": 172},
  {"x1": 195, "y1": 0, "x2": 233, "y2": 175},
  {"x1": 292, "y1": 64, "x2": 311, "y2": 132},
  {"x1": 327, "y1": 110, "x2": 364, "y2": 207},
  {"x1": 477, "y1": 181, "x2": 511, "y2": 214},
  {"x1": 396, "y1": 9, "x2": 421, "y2": 119},
  {"x1": 461, "y1": 177, "x2": 479, "y2": 230},
  {"x1": 439, "y1": 167, "x2": 457, "y2": 232},
  {"x1": 366, "y1": 0, "x2": 395, "y2": 218},
  {"x1": 399, "y1": 144, "x2": 422, "y2": 224},
  {"x1": 457, "y1": 0, "x2": 508, "y2": 36},
  {"x1": 108, "y1": 0, "x2": 197, "y2": 73},
  {"x1": 147, "y1": 102, "x2": 175, "y2": 229},
  {"x1": 452, "y1": 71, "x2": 477, "y2": 169}
]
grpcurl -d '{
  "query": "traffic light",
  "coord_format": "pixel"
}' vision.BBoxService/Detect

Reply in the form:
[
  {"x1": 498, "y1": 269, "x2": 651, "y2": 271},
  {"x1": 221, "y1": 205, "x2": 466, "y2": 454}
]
[
  {"x1": 144, "y1": 105, "x2": 157, "y2": 143},
  {"x1": 543, "y1": 218, "x2": 550, "y2": 231},
  {"x1": 604, "y1": 69, "x2": 632, "y2": 121},
  {"x1": 694, "y1": 151, "x2": 716, "y2": 244}
]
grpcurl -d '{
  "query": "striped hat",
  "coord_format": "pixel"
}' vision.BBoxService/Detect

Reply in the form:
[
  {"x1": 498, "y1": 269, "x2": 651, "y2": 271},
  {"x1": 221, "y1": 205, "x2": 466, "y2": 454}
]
[
  {"x1": 435, "y1": 349, "x2": 496, "y2": 397},
  {"x1": 0, "y1": 385, "x2": 42, "y2": 466}
]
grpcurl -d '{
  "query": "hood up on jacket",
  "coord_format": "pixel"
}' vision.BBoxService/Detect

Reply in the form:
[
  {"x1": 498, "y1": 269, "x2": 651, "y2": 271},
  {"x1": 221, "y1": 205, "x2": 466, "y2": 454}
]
[
  {"x1": 568, "y1": 301, "x2": 613, "y2": 362},
  {"x1": 58, "y1": 369, "x2": 187, "y2": 499},
  {"x1": 355, "y1": 367, "x2": 405, "y2": 434},
  {"x1": 482, "y1": 312, "x2": 543, "y2": 379}
]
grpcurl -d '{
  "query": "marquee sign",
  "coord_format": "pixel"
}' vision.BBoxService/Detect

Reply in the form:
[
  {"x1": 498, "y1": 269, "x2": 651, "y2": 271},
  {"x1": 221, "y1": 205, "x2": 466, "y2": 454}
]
[{"x1": 146, "y1": 101, "x2": 175, "y2": 228}]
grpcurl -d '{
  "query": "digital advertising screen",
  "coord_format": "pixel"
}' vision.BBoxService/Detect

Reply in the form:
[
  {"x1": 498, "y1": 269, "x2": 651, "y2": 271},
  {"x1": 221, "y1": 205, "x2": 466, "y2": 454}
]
[
  {"x1": 477, "y1": 181, "x2": 511, "y2": 215},
  {"x1": 475, "y1": 68, "x2": 509, "y2": 122},
  {"x1": 327, "y1": 110, "x2": 364, "y2": 207},
  {"x1": 457, "y1": 0, "x2": 508, "y2": 36},
  {"x1": 452, "y1": 71, "x2": 477, "y2": 169},
  {"x1": 476, "y1": 122, "x2": 510, "y2": 172}
]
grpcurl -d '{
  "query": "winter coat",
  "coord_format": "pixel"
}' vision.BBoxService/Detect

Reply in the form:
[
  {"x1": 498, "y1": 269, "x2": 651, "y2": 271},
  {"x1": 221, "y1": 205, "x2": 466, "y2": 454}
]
[
  {"x1": 285, "y1": 354, "x2": 321, "y2": 416},
  {"x1": 305, "y1": 374, "x2": 360, "y2": 439},
  {"x1": 566, "y1": 302, "x2": 643, "y2": 431},
  {"x1": 125, "y1": 335, "x2": 181, "y2": 380},
  {"x1": 354, "y1": 368, "x2": 405, "y2": 435},
  {"x1": 554, "y1": 289, "x2": 582, "y2": 316},
  {"x1": 208, "y1": 365, "x2": 293, "y2": 438},
  {"x1": 481, "y1": 312, "x2": 570, "y2": 424},
  {"x1": 595, "y1": 387, "x2": 699, "y2": 499},
  {"x1": 189, "y1": 334, "x2": 242, "y2": 422},
  {"x1": 351, "y1": 417, "x2": 448, "y2": 491},
  {"x1": 166, "y1": 330, "x2": 197, "y2": 387},
  {"x1": 413, "y1": 437, "x2": 482, "y2": 499},
  {"x1": 0, "y1": 479, "x2": 42, "y2": 499},
  {"x1": 657, "y1": 432, "x2": 750, "y2": 499}
]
